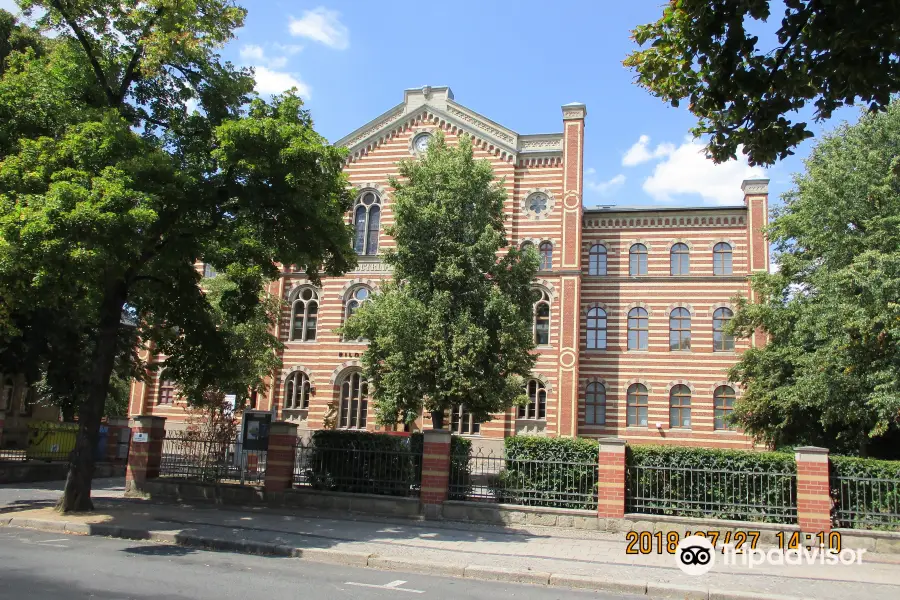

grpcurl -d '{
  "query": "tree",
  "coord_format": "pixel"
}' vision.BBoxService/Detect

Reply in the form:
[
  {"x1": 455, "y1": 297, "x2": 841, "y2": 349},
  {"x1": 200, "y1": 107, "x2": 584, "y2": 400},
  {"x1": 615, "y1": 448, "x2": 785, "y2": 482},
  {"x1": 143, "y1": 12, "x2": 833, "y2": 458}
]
[
  {"x1": 727, "y1": 102, "x2": 900, "y2": 456},
  {"x1": 0, "y1": 3, "x2": 354, "y2": 512},
  {"x1": 624, "y1": 0, "x2": 900, "y2": 166},
  {"x1": 340, "y1": 133, "x2": 539, "y2": 429}
]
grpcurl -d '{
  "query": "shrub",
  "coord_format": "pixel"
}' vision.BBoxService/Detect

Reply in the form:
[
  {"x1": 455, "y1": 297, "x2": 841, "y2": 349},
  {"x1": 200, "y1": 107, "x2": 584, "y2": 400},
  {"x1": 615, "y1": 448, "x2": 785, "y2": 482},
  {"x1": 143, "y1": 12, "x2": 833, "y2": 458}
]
[
  {"x1": 498, "y1": 436, "x2": 599, "y2": 510},
  {"x1": 304, "y1": 430, "x2": 421, "y2": 496},
  {"x1": 831, "y1": 455, "x2": 900, "y2": 531},
  {"x1": 626, "y1": 445, "x2": 797, "y2": 523}
]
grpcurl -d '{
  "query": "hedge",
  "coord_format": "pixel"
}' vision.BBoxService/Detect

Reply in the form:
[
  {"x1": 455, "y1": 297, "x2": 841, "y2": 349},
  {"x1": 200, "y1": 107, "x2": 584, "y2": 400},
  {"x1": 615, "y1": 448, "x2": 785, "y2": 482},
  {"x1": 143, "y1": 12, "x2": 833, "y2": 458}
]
[
  {"x1": 497, "y1": 436, "x2": 599, "y2": 510},
  {"x1": 831, "y1": 455, "x2": 900, "y2": 531},
  {"x1": 303, "y1": 430, "x2": 422, "y2": 496},
  {"x1": 626, "y1": 445, "x2": 797, "y2": 523},
  {"x1": 302, "y1": 430, "x2": 474, "y2": 498}
]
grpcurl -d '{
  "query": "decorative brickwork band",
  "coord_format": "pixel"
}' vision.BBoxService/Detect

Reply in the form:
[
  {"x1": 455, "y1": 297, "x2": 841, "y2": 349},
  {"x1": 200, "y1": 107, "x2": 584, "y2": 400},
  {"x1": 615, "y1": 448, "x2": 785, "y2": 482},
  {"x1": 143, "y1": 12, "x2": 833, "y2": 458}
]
[
  {"x1": 264, "y1": 421, "x2": 299, "y2": 493},
  {"x1": 597, "y1": 438, "x2": 627, "y2": 518},
  {"x1": 795, "y1": 446, "x2": 831, "y2": 533},
  {"x1": 125, "y1": 416, "x2": 166, "y2": 494},
  {"x1": 421, "y1": 429, "x2": 451, "y2": 514}
]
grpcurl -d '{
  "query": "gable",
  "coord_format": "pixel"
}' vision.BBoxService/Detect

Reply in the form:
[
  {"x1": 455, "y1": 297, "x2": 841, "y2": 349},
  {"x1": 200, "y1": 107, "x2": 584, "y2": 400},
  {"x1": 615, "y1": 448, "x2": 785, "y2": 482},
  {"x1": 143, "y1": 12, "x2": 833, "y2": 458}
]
[{"x1": 334, "y1": 86, "x2": 563, "y2": 163}]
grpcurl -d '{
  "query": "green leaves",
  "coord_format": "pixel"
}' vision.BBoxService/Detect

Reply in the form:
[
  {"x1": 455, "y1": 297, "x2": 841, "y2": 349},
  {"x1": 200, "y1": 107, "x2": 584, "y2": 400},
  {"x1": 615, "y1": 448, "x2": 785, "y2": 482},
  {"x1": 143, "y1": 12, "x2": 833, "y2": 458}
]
[
  {"x1": 341, "y1": 132, "x2": 538, "y2": 426},
  {"x1": 728, "y1": 102, "x2": 900, "y2": 455},
  {"x1": 624, "y1": 0, "x2": 900, "y2": 165}
]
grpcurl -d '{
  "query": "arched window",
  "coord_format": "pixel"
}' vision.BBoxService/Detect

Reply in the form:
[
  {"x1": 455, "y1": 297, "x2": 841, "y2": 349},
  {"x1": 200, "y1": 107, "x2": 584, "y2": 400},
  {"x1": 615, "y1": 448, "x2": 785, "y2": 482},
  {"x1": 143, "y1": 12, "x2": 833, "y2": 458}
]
[
  {"x1": 451, "y1": 404, "x2": 480, "y2": 435},
  {"x1": 629, "y1": 243, "x2": 648, "y2": 276},
  {"x1": 353, "y1": 191, "x2": 382, "y2": 255},
  {"x1": 339, "y1": 371, "x2": 369, "y2": 429},
  {"x1": 626, "y1": 383, "x2": 648, "y2": 427},
  {"x1": 533, "y1": 288, "x2": 551, "y2": 345},
  {"x1": 669, "y1": 308, "x2": 691, "y2": 351},
  {"x1": 586, "y1": 307, "x2": 607, "y2": 350},
  {"x1": 158, "y1": 375, "x2": 175, "y2": 405},
  {"x1": 588, "y1": 244, "x2": 607, "y2": 276},
  {"x1": 202, "y1": 263, "x2": 217, "y2": 278},
  {"x1": 290, "y1": 287, "x2": 319, "y2": 342},
  {"x1": 1, "y1": 376, "x2": 13, "y2": 411},
  {"x1": 520, "y1": 240, "x2": 534, "y2": 253},
  {"x1": 627, "y1": 307, "x2": 648, "y2": 350},
  {"x1": 670, "y1": 243, "x2": 689, "y2": 275},
  {"x1": 519, "y1": 379, "x2": 547, "y2": 420},
  {"x1": 714, "y1": 385, "x2": 736, "y2": 430},
  {"x1": 713, "y1": 308, "x2": 735, "y2": 351},
  {"x1": 344, "y1": 285, "x2": 372, "y2": 334},
  {"x1": 539, "y1": 242, "x2": 553, "y2": 270},
  {"x1": 713, "y1": 242, "x2": 733, "y2": 275},
  {"x1": 669, "y1": 384, "x2": 691, "y2": 428},
  {"x1": 585, "y1": 382, "x2": 606, "y2": 425},
  {"x1": 284, "y1": 371, "x2": 311, "y2": 410}
]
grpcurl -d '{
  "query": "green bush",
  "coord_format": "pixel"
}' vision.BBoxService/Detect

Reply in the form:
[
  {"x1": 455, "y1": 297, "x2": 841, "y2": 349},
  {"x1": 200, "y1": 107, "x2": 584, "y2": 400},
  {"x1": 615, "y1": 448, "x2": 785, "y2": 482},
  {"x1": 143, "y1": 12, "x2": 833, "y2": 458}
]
[
  {"x1": 626, "y1": 445, "x2": 797, "y2": 523},
  {"x1": 498, "y1": 436, "x2": 599, "y2": 510},
  {"x1": 304, "y1": 430, "x2": 421, "y2": 496},
  {"x1": 831, "y1": 455, "x2": 900, "y2": 531}
]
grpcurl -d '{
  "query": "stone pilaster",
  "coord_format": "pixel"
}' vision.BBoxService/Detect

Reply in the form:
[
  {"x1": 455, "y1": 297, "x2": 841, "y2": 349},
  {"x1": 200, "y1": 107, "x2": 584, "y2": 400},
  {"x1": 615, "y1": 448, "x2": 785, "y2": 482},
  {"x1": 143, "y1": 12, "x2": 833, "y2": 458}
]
[
  {"x1": 597, "y1": 438, "x2": 627, "y2": 518},
  {"x1": 795, "y1": 446, "x2": 832, "y2": 533},
  {"x1": 264, "y1": 421, "x2": 299, "y2": 493},
  {"x1": 742, "y1": 178, "x2": 770, "y2": 348},
  {"x1": 558, "y1": 103, "x2": 586, "y2": 437}
]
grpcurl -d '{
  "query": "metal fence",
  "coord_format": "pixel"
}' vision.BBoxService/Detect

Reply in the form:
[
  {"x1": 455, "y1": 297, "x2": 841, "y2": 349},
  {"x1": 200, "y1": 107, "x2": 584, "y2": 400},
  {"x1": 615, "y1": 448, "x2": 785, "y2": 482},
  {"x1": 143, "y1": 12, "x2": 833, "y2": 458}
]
[
  {"x1": 0, "y1": 426, "x2": 78, "y2": 462},
  {"x1": 293, "y1": 441, "x2": 422, "y2": 497},
  {"x1": 449, "y1": 449, "x2": 598, "y2": 510},
  {"x1": 159, "y1": 436, "x2": 266, "y2": 485},
  {"x1": 834, "y1": 475, "x2": 900, "y2": 530},
  {"x1": 626, "y1": 464, "x2": 797, "y2": 524}
]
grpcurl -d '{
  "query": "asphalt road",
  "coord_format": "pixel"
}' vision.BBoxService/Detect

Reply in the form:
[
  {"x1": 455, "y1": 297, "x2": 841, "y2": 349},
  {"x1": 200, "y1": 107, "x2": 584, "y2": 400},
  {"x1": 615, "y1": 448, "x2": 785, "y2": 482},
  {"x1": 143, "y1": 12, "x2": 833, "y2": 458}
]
[{"x1": 0, "y1": 527, "x2": 640, "y2": 600}]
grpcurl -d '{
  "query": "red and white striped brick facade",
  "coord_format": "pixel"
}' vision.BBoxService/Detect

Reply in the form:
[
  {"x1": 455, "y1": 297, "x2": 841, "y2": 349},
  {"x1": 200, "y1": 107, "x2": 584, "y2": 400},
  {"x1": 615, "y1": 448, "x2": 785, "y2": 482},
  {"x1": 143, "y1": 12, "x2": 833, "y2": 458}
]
[{"x1": 128, "y1": 87, "x2": 769, "y2": 450}]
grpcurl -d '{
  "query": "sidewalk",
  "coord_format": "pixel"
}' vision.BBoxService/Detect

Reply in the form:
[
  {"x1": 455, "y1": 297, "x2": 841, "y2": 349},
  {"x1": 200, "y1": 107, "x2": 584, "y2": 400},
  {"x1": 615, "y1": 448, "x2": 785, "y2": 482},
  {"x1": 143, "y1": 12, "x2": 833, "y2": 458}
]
[{"x1": 2, "y1": 480, "x2": 899, "y2": 600}]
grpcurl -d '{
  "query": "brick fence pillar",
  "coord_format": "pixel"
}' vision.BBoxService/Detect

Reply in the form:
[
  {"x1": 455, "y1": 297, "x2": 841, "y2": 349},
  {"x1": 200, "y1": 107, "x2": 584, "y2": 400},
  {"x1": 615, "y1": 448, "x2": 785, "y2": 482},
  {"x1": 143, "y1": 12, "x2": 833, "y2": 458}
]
[
  {"x1": 796, "y1": 446, "x2": 832, "y2": 533},
  {"x1": 264, "y1": 421, "x2": 298, "y2": 494},
  {"x1": 597, "y1": 438, "x2": 627, "y2": 518},
  {"x1": 421, "y1": 429, "x2": 451, "y2": 518},
  {"x1": 125, "y1": 416, "x2": 166, "y2": 495}
]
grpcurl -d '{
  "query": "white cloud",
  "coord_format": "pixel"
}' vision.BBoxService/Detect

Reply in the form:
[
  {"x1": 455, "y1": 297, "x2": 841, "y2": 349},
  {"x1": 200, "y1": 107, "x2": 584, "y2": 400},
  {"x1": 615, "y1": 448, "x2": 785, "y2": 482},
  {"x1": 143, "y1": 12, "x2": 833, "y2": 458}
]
[
  {"x1": 240, "y1": 44, "x2": 266, "y2": 62},
  {"x1": 274, "y1": 43, "x2": 304, "y2": 55},
  {"x1": 622, "y1": 135, "x2": 675, "y2": 167},
  {"x1": 0, "y1": 0, "x2": 20, "y2": 12},
  {"x1": 586, "y1": 173, "x2": 626, "y2": 196},
  {"x1": 288, "y1": 7, "x2": 349, "y2": 49},
  {"x1": 642, "y1": 137, "x2": 766, "y2": 205},
  {"x1": 253, "y1": 66, "x2": 311, "y2": 98}
]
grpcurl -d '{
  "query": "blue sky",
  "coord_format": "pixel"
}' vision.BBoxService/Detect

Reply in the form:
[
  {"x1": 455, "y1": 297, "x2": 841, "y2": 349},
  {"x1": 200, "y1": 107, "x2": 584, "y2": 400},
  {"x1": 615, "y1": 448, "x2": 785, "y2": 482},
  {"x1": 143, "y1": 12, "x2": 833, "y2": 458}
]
[{"x1": 2, "y1": 0, "x2": 862, "y2": 209}]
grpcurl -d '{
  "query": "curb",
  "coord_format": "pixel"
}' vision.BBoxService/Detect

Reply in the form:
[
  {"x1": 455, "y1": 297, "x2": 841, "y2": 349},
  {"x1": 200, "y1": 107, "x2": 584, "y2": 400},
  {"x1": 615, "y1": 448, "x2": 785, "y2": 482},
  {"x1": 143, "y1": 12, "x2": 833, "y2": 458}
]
[{"x1": 1, "y1": 517, "x2": 812, "y2": 600}]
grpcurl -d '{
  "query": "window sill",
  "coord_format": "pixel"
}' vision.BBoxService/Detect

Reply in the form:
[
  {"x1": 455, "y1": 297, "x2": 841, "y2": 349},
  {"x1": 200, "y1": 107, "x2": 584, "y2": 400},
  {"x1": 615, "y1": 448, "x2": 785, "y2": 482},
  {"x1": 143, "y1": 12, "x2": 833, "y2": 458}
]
[
  {"x1": 534, "y1": 345, "x2": 553, "y2": 350},
  {"x1": 584, "y1": 348, "x2": 608, "y2": 353},
  {"x1": 624, "y1": 349, "x2": 650, "y2": 353},
  {"x1": 287, "y1": 340, "x2": 319, "y2": 344}
]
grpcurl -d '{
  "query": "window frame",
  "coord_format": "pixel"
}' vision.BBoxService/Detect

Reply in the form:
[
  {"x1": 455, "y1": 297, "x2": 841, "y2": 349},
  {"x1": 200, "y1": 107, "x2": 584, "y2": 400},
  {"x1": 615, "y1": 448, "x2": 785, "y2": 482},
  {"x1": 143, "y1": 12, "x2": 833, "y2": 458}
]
[
  {"x1": 714, "y1": 385, "x2": 737, "y2": 430},
  {"x1": 451, "y1": 404, "x2": 481, "y2": 435},
  {"x1": 284, "y1": 371, "x2": 311, "y2": 410},
  {"x1": 669, "y1": 384, "x2": 692, "y2": 428},
  {"x1": 670, "y1": 243, "x2": 690, "y2": 276},
  {"x1": 538, "y1": 241, "x2": 553, "y2": 271},
  {"x1": 338, "y1": 371, "x2": 369, "y2": 430},
  {"x1": 290, "y1": 286, "x2": 320, "y2": 342},
  {"x1": 713, "y1": 307, "x2": 735, "y2": 352},
  {"x1": 353, "y1": 191, "x2": 382, "y2": 256},
  {"x1": 627, "y1": 307, "x2": 649, "y2": 351},
  {"x1": 158, "y1": 375, "x2": 175, "y2": 405},
  {"x1": 629, "y1": 243, "x2": 648, "y2": 276},
  {"x1": 518, "y1": 379, "x2": 547, "y2": 420},
  {"x1": 713, "y1": 242, "x2": 733, "y2": 275},
  {"x1": 669, "y1": 308, "x2": 692, "y2": 351},
  {"x1": 584, "y1": 382, "x2": 606, "y2": 425},
  {"x1": 586, "y1": 307, "x2": 607, "y2": 350},
  {"x1": 588, "y1": 244, "x2": 608, "y2": 276},
  {"x1": 533, "y1": 288, "x2": 551, "y2": 346},
  {"x1": 626, "y1": 383, "x2": 648, "y2": 427}
]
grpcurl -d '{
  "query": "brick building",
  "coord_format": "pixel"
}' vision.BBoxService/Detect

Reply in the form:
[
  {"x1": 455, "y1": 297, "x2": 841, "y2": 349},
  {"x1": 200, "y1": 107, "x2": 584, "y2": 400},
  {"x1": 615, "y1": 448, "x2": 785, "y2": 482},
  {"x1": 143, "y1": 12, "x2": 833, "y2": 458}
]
[{"x1": 128, "y1": 86, "x2": 769, "y2": 450}]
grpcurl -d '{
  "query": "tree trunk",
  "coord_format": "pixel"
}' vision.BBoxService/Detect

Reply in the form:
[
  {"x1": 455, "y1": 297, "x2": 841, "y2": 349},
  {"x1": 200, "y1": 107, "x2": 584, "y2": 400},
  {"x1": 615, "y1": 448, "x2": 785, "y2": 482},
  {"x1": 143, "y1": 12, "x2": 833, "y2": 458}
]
[
  {"x1": 57, "y1": 280, "x2": 127, "y2": 514},
  {"x1": 430, "y1": 409, "x2": 444, "y2": 430}
]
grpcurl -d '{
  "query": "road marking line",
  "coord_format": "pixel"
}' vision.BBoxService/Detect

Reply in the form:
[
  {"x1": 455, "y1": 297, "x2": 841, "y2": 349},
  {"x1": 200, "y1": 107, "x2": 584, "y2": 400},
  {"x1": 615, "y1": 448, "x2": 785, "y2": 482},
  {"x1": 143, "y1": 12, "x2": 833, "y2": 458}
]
[
  {"x1": 345, "y1": 581, "x2": 424, "y2": 594},
  {"x1": 38, "y1": 538, "x2": 69, "y2": 543}
]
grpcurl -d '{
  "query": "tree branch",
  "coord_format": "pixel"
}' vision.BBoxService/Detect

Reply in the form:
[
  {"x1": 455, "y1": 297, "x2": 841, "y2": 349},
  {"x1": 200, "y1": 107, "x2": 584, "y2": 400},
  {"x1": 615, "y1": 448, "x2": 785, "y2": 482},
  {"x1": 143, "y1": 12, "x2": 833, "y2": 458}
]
[
  {"x1": 116, "y1": 9, "x2": 165, "y2": 104},
  {"x1": 50, "y1": 0, "x2": 117, "y2": 106}
]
